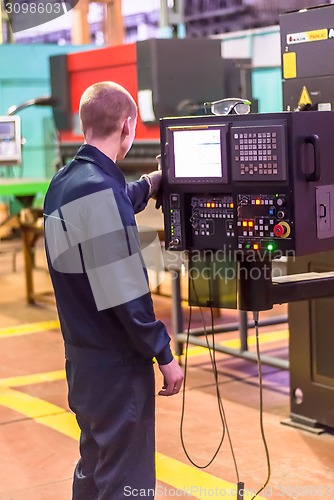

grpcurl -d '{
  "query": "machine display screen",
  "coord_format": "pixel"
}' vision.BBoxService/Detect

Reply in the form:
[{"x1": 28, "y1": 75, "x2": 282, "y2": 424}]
[
  {"x1": 0, "y1": 116, "x2": 21, "y2": 165},
  {"x1": 171, "y1": 127, "x2": 224, "y2": 181},
  {"x1": 0, "y1": 121, "x2": 14, "y2": 139}
]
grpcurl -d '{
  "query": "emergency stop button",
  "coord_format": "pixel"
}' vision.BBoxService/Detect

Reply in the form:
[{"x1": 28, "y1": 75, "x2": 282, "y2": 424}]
[
  {"x1": 273, "y1": 222, "x2": 291, "y2": 238},
  {"x1": 274, "y1": 224, "x2": 284, "y2": 237}
]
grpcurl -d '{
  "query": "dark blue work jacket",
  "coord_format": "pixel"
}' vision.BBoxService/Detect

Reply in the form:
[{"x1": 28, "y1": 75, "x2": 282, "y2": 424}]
[{"x1": 44, "y1": 144, "x2": 173, "y2": 366}]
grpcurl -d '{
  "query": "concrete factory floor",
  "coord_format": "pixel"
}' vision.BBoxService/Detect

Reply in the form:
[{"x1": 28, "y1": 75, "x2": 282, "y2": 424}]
[{"x1": 0, "y1": 239, "x2": 334, "y2": 500}]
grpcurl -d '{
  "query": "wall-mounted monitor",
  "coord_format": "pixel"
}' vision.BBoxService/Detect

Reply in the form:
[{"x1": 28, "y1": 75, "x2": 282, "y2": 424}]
[{"x1": 0, "y1": 116, "x2": 22, "y2": 166}]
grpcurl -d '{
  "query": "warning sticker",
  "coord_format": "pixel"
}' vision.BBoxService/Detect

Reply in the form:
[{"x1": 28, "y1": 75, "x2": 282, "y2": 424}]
[
  {"x1": 287, "y1": 29, "x2": 329, "y2": 45},
  {"x1": 283, "y1": 52, "x2": 297, "y2": 79},
  {"x1": 298, "y1": 86, "x2": 312, "y2": 107}
]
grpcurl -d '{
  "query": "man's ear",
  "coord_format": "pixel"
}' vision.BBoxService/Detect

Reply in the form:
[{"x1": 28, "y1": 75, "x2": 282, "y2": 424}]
[{"x1": 121, "y1": 116, "x2": 131, "y2": 137}]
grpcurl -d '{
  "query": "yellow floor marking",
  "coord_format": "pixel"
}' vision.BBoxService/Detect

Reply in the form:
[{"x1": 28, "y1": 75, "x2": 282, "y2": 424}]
[
  {"x1": 0, "y1": 387, "x2": 66, "y2": 420},
  {"x1": 0, "y1": 369, "x2": 65, "y2": 388},
  {"x1": 156, "y1": 453, "x2": 263, "y2": 499},
  {"x1": 0, "y1": 387, "x2": 265, "y2": 499},
  {"x1": 35, "y1": 411, "x2": 80, "y2": 440},
  {"x1": 0, "y1": 327, "x2": 288, "y2": 389},
  {"x1": 184, "y1": 329, "x2": 289, "y2": 358},
  {"x1": 0, "y1": 316, "x2": 288, "y2": 366},
  {"x1": 0, "y1": 320, "x2": 60, "y2": 339}
]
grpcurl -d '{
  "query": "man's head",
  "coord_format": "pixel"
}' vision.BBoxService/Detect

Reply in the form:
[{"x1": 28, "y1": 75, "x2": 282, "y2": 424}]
[{"x1": 79, "y1": 82, "x2": 138, "y2": 160}]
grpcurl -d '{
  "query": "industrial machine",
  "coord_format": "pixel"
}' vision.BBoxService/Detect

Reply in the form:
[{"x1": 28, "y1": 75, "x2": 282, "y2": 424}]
[
  {"x1": 0, "y1": 116, "x2": 21, "y2": 165},
  {"x1": 279, "y1": 4, "x2": 334, "y2": 431},
  {"x1": 161, "y1": 110, "x2": 334, "y2": 430},
  {"x1": 49, "y1": 38, "x2": 253, "y2": 172}
]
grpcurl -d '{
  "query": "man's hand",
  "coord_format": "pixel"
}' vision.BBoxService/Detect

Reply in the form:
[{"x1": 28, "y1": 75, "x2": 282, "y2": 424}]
[
  {"x1": 141, "y1": 170, "x2": 162, "y2": 200},
  {"x1": 158, "y1": 358, "x2": 184, "y2": 396}
]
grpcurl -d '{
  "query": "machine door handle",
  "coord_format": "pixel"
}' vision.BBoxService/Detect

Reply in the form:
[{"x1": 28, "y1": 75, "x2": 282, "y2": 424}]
[
  {"x1": 305, "y1": 134, "x2": 321, "y2": 182},
  {"x1": 319, "y1": 203, "x2": 327, "y2": 218}
]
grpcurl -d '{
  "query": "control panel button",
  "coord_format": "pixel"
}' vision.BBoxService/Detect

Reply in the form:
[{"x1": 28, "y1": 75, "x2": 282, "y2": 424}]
[
  {"x1": 170, "y1": 194, "x2": 180, "y2": 208},
  {"x1": 273, "y1": 224, "x2": 285, "y2": 237},
  {"x1": 274, "y1": 222, "x2": 291, "y2": 238}
]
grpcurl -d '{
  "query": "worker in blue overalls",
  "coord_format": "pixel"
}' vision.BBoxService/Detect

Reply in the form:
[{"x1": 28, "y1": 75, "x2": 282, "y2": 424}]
[{"x1": 44, "y1": 81, "x2": 184, "y2": 499}]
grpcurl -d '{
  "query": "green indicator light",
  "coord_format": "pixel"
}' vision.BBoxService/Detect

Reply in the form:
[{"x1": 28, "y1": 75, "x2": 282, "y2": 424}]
[
  {"x1": 275, "y1": 193, "x2": 279, "y2": 197},
  {"x1": 170, "y1": 209, "x2": 173, "y2": 213},
  {"x1": 267, "y1": 244, "x2": 274, "y2": 251},
  {"x1": 245, "y1": 243, "x2": 251, "y2": 249}
]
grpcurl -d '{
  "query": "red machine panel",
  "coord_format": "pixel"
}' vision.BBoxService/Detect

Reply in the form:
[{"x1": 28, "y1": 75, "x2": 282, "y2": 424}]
[{"x1": 58, "y1": 43, "x2": 159, "y2": 145}]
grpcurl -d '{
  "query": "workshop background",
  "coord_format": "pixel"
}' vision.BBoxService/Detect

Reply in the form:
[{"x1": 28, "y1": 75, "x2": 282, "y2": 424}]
[{"x1": 1, "y1": 1, "x2": 334, "y2": 499}]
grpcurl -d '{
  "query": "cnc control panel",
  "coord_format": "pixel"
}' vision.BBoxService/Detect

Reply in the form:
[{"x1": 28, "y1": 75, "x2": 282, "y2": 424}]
[{"x1": 161, "y1": 112, "x2": 334, "y2": 257}]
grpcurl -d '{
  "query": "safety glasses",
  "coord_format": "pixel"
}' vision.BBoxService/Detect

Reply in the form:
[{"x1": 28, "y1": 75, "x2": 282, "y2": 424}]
[{"x1": 204, "y1": 98, "x2": 252, "y2": 116}]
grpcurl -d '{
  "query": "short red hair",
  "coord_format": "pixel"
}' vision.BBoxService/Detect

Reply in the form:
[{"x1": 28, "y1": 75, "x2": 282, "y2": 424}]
[{"x1": 79, "y1": 81, "x2": 137, "y2": 139}]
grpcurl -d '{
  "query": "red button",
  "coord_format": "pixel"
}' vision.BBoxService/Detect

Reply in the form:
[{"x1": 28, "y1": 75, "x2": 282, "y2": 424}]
[{"x1": 273, "y1": 224, "x2": 284, "y2": 237}]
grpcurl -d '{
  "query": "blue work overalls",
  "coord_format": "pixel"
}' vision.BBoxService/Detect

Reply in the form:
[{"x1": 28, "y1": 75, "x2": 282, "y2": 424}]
[{"x1": 44, "y1": 144, "x2": 173, "y2": 499}]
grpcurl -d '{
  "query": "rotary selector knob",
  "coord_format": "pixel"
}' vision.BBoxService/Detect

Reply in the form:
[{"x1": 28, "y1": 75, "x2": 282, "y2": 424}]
[{"x1": 170, "y1": 237, "x2": 180, "y2": 247}]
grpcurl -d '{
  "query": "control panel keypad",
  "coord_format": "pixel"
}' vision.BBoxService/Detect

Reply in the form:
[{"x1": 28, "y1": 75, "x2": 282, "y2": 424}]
[
  {"x1": 231, "y1": 125, "x2": 286, "y2": 181},
  {"x1": 191, "y1": 196, "x2": 235, "y2": 238}
]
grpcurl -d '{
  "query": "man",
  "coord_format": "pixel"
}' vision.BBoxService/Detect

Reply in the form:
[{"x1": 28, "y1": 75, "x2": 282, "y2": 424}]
[{"x1": 44, "y1": 82, "x2": 183, "y2": 499}]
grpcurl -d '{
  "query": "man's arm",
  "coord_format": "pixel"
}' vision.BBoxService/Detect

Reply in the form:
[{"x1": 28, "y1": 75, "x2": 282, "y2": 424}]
[
  {"x1": 127, "y1": 170, "x2": 162, "y2": 214},
  {"x1": 114, "y1": 294, "x2": 183, "y2": 396},
  {"x1": 114, "y1": 293, "x2": 173, "y2": 364},
  {"x1": 127, "y1": 178, "x2": 150, "y2": 214}
]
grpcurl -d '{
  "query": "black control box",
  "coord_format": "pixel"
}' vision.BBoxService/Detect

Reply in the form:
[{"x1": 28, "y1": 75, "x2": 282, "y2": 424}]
[{"x1": 160, "y1": 111, "x2": 334, "y2": 257}]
